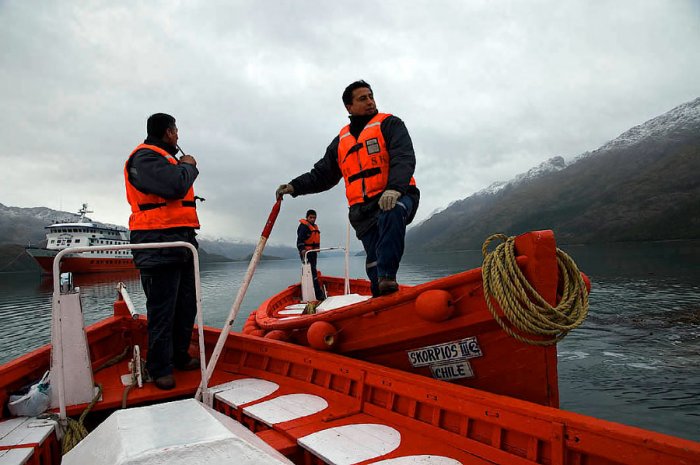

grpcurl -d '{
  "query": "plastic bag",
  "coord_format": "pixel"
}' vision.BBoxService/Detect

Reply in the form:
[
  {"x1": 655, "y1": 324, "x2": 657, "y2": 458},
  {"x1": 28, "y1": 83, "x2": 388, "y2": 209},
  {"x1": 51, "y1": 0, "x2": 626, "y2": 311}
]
[{"x1": 8, "y1": 371, "x2": 51, "y2": 417}]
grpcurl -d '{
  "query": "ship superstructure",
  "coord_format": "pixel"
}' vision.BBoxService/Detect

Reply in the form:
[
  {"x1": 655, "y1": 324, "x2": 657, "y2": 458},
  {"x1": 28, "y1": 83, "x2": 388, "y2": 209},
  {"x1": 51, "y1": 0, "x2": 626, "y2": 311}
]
[{"x1": 26, "y1": 204, "x2": 134, "y2": 273}]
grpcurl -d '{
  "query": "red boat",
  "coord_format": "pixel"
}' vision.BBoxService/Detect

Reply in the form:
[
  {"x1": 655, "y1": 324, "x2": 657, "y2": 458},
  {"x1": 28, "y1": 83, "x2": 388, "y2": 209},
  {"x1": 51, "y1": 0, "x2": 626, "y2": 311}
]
[
  {"x1": 0, "y1": 242, "x2": 698, "y2": 464},
  {"x1": 25, "y1": 203, "x2": 135, "y2": 274},
  {"x1": 243, "y1": 230, "x2": 589, "y2": 408}
]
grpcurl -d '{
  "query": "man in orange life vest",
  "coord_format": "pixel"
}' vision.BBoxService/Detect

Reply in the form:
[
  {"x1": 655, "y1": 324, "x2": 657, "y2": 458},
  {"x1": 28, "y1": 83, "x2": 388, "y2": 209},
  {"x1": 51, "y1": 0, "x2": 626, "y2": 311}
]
[
  {"x1": 297, "y1": 209, "x2": 325, "y2": 300},
  {"x1": 277, "y1": 80, "x2": 419, "y2": 297},
  {"x1": 124, "y1": 113, "x2": 201, "y2": 390}
]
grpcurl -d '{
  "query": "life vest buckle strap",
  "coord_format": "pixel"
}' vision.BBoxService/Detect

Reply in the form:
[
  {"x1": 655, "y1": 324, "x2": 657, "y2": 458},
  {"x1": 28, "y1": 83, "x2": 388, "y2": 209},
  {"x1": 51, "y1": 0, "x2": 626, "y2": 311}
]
[
  {"x1": 181, "y1": 200, "x2": 197, "y2": 208},
  {"x1": 348, "y1": 167, "x2": 382, "y2": 184},
  {"x1": 138, "y1": 202, "x2": 167, "y2": 211},
  {"x1": 343, "y1": 143, "x2": 363, "y2": 162}
]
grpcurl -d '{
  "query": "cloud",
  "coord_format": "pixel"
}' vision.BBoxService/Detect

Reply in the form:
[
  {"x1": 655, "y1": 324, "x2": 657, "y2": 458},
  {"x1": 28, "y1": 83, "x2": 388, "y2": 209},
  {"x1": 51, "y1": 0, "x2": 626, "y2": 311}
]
[{"x1": 1, "y1": 0, "x2": 699, "y2": 250}]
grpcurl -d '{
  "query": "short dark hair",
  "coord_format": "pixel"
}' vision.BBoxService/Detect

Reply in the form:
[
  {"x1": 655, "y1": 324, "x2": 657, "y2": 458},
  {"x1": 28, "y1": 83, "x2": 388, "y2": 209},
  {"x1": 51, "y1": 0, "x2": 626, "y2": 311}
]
[
  {"x1": 306, "y1": 209, "x2": 317, "y2": 217},
  {"x1": 342, "y1": 80, "x2": 372, "y2": 106},
  {"x1": 147, "y1": 113, "x2": 176, "y2": 138}
]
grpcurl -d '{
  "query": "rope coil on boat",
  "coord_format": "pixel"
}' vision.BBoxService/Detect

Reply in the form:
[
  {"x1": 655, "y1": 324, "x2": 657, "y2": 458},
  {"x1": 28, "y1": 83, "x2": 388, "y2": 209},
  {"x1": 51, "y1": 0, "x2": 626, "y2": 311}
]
[
  {"x1": 59, "y1": 383, "x2": 103, "y2": 455},
  {"x1": 481, "y1": 233, "x2": 589, "y2": 346}
]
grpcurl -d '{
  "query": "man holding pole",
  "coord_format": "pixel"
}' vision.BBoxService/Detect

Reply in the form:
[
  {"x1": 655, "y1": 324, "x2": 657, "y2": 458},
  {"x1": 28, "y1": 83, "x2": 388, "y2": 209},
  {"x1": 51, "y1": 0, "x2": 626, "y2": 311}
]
[{"x1": 276, "y1": 80, "x2": 420, "y2": 297}]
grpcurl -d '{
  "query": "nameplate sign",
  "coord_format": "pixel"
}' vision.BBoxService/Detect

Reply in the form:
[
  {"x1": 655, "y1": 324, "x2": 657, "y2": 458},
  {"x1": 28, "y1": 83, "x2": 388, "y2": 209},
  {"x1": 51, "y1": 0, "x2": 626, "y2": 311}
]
[{"x1": 407, "y1": 336, "x2": 483, "y2": 368}]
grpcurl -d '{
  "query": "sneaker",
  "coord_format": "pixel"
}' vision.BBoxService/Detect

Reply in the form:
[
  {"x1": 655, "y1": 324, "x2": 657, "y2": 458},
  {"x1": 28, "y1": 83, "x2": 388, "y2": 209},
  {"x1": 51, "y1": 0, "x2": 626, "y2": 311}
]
[
  {"x1": 378, "y1": 278, "x2": 399, "y2": 295},
  {"x1": 154, "y1": 374, "x2": 176, "y2": 390},
  {"x1": 175, "y1": 357, "x2": 200, "y2": 371}
]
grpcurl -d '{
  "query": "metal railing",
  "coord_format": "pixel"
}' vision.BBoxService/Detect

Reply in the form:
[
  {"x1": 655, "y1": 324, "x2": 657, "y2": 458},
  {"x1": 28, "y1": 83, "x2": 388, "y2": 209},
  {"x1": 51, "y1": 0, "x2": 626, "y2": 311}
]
[
  {"x1": 51, "y1": 242, "x2": 206, "y2": 420},
  {"x1": 302, "y1": 246, "x2": 350, "y2": 295}
]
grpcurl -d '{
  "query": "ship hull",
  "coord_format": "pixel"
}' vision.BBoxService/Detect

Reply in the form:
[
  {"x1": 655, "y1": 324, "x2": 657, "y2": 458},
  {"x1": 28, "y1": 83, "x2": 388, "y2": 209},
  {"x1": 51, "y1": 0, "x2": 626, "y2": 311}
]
[{"x1": 26, "y1": 247, "x2": 135, "y2": 274}]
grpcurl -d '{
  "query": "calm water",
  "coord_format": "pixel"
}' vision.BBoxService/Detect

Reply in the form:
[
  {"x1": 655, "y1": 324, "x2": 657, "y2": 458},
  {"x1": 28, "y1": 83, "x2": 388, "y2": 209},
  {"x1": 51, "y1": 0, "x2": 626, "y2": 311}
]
[{"x1": 1, "y1": 241, "x2": 699, "y2": 442}]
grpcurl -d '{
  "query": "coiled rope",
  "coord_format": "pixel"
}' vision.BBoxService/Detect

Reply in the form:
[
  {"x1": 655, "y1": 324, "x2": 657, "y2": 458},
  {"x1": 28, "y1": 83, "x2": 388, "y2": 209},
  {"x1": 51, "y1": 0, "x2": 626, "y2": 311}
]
[
  {"x1": 58, "y1": 346, "x2": 131, "y2": 453},
  {"x1": 481, "y1": 234, "x2": 589, "y2": 346},
  {"x1": 60, "y1": 383, "x2": 103, "y2": 454}
]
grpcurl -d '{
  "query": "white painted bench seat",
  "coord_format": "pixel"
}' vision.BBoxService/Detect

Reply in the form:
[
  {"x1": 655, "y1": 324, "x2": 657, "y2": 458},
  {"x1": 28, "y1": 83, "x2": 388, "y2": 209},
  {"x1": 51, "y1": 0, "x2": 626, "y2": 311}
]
[
  {"x1": 212, "y1": 378, "x2": 280, "y2": 407},
  {"x1": 0, "y1": 417, "x2": 56, "y2": 465},
  {"x1": 298, "y1": 424, "x2": 401, "y2": 465},
  {"x1": 243, "y1": 394, "x2": 328, "y2": 426},
  {"x1": 370, "y1": 456, "x2": 463, "y2": 464}
]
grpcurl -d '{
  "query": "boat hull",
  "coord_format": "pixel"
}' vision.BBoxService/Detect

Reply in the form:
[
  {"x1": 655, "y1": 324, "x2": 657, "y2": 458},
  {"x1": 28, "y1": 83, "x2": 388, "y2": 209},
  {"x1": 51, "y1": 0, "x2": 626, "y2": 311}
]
[
  {"x1": 0, "y1": 298, "x2": 697, "y2": 465},
  {"x1": 246, "y1": 230, "x2": 569, "y2": 407},
  {"x1": 26, "y1": 247, "x2": 135, "y2": 274}
]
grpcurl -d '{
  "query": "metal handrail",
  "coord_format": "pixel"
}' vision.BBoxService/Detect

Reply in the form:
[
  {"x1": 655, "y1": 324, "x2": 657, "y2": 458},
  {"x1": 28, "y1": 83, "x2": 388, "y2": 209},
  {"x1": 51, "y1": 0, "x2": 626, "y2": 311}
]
[
  {"x1": 303, "y1": 246, "x2": 350, "y2": 296},
  {"x1": 51, "y1": 242, "x2": 205, "y2": 420}
]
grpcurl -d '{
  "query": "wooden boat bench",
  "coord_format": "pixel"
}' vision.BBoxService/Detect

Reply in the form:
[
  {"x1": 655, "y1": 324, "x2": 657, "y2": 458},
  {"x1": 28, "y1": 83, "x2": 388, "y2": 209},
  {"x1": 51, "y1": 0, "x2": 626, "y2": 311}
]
[
  {"x1": 211, "y1": 377, "x2": 489, "y2": 465},
  {"x1": 0, "y1": 417, "x2": 59, "y2": 465}
]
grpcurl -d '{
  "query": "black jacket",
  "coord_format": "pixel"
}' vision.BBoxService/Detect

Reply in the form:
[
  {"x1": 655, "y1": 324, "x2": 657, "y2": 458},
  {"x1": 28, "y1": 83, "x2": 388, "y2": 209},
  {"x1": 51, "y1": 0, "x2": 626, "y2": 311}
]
[
  {"x1": 126, "y1": 137, "x2": 200, "y2": 268},
  {"x1": 289, "y1": 115, "x2": 420, "y2": 238}
]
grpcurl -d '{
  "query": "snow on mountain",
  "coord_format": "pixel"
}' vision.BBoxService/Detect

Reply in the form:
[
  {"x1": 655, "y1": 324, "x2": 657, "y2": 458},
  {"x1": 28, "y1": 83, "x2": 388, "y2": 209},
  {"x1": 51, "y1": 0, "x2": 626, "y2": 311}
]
[
  {"x1": 594, "y1": 97, "x2": 700, "y2": 153},
  {"x1": 0, "y1": 203, "x2": 126, "y2": 232},
  {"x1": 479, "y1": 97, "x2": 700, "y2": 198},
  {"x1": 476, "y1": 156, "x2": 568, "y2": 197}
]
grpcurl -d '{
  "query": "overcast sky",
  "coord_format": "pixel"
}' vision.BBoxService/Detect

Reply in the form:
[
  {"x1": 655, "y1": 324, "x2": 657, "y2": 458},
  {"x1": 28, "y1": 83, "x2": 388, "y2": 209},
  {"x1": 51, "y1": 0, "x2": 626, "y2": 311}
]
[{"x1": 1, "y1": 0, "x2": 699, "y2": 249}]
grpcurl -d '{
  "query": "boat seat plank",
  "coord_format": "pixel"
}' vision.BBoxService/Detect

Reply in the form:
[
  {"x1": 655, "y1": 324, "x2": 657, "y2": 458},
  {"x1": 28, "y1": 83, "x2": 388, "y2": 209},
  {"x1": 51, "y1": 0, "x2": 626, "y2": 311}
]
[
  {"x1": 0, "y1": 449, "x2": 33, "y2": 465},
  {"x1": 287, "y1": 412, "x2": 492, "y2": 465},
  {"x1": 298, "y1": 423, "x2": 401, "y2": 465},
  {"x1": 316, "y1": 294, "x2": 371, "y2": 312},
  {"x1": 369, "y1": 456, "x2": 463, "y2": 464},
  {"x1": 0, "y1": 418, "x2": 56, "y2": 446},
  {"x1": 212, "y1": 378, "x2": 280, "y2": 407},
  {"x1": 243, "y1": 394, "x2": 329, "y2": 426},
  {"x1": 278, "y1": 308, "x2": 305, "y2": 315},
  {"x1": 0, "y1": 417, "x2": 57, "y2": 465}
]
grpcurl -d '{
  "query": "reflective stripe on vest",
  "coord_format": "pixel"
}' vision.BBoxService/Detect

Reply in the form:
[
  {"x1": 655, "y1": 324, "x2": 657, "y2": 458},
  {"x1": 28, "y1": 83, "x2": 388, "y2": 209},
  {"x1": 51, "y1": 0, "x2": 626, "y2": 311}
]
[
  {"x1": 337, "y1": 113, "x2": 416, "y2": 206},
  {"x1": 124, "y1": 143, "x2": 200, "y2": 230},
  {"x1": 299, "y1": 218, "x2": 320, "y2": 250}
]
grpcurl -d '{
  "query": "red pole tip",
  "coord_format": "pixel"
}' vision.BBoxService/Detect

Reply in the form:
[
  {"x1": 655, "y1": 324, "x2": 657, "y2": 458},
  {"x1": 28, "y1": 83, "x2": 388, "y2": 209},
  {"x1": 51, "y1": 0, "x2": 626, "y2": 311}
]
[{"x1": 261, "y1": 199, "x2": 282, "y2": 238}]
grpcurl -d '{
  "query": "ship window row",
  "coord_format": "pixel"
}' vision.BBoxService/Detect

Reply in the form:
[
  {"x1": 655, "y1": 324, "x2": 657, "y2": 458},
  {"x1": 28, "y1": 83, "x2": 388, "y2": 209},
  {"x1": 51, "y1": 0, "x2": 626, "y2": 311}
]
[
  {"x1": 52, "y1": 228, "x2": 123, "y2": 236},
  {"x1": 54, "y1": 228, "x2": 91, "y2": 233},
  {"x1": 90, "y1": 250, "x2": 130, "y2": 255}
]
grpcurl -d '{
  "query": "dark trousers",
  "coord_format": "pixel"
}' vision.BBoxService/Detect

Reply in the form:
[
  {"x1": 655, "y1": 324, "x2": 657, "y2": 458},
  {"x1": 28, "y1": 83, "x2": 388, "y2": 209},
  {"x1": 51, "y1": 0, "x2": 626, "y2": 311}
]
[
  {"x1": 140, "y1": 260, "x2": 197, "y2": 378},
  {"x1": 303, "y1": 251, "x2": 325, "y2": 300},
  {"x1": 360, "y1": 195, "x2": 415, "y2": 296}
]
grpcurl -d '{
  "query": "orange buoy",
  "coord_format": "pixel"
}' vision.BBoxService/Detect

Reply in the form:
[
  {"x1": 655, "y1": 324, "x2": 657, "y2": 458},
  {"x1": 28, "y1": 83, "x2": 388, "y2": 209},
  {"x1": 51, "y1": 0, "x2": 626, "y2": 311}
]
[
  {"x1": 264, "y1": 330, "x2": 290, "y2": 341},
  {"x1": 307, "y1": 321, "x2": 338, "y2": 351},
  {"x1": 415, "y1": 289, "x2": 454, "y2": 322},
  {"x1": 249, "y1": 329, "x2": 267, "y2": 337}
]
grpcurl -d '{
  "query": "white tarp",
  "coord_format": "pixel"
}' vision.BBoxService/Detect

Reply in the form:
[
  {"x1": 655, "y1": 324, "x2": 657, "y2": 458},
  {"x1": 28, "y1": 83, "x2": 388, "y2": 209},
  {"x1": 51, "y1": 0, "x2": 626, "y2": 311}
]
[{"x1": 62, "y1": 399, "x2": 293, "y2": 465}]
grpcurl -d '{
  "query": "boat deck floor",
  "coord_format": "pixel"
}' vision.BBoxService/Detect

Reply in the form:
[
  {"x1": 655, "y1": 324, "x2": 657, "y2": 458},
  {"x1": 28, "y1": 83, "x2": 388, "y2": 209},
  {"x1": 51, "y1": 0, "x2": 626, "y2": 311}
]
[{"x1": 58, "y1": 360, "x2": 487, "y2": 464}]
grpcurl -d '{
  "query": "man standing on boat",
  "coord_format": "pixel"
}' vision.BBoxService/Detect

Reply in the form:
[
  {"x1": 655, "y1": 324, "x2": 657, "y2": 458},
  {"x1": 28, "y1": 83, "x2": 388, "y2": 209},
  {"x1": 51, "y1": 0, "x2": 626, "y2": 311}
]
[
  {"x1": 277, "y1": 80, "x2": 419, "y2": 297},
  {"x1": 297, "y1": 209, "x2": 325, "y2": 301},
  {"x1": 124, "y1": 113, "x2": 201, "y2": 390}
]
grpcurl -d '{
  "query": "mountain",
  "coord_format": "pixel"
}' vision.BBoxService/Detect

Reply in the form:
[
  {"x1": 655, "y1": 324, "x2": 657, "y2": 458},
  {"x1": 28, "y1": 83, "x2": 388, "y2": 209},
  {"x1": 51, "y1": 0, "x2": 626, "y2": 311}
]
[
  {"x1": 407, "y1": 97, "x2": 700, "y2": 251},
  {"x1": 196, "y1": 237, "x2": 297, "y2": 260},
  {"x1": 0, "y1": 244, "x2": 41, "y2": 272},
  {"x1": 0, "y1": 204, "x2": 85, "y2": 246}
]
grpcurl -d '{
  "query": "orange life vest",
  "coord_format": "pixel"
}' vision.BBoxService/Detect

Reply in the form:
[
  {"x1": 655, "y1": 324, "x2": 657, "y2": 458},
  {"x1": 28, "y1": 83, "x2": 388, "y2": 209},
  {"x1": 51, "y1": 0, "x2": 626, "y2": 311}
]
[
  {"x1": 124, "y1": 143, "x2": 200, "y2": 231},
  {"x1": 337, "y1": 113, "x2": 416, "y2": 206},
  {"x1": 299, "y1": 219, "x2": 320, "y2": 250}
]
